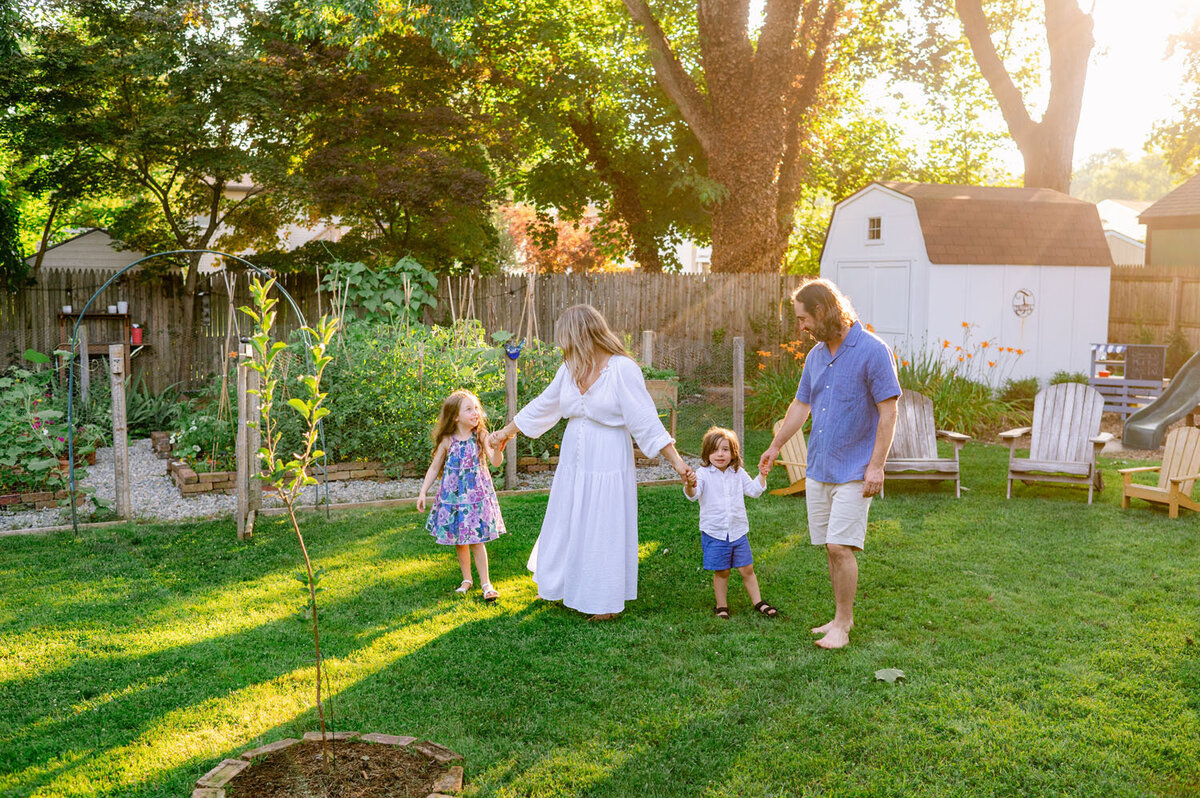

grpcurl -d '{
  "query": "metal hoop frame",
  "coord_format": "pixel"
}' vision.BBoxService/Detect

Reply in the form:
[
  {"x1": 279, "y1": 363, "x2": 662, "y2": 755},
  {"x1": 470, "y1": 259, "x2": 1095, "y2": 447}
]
[{"x1": 64, "y1": 249, "x2": 329, "y2": 532}]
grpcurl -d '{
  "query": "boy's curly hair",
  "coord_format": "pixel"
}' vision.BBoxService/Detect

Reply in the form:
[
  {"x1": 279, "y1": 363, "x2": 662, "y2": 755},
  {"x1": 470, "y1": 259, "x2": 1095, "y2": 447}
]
[{"x1": 699, "y1": 426, "x2": 742, "y2": 471}]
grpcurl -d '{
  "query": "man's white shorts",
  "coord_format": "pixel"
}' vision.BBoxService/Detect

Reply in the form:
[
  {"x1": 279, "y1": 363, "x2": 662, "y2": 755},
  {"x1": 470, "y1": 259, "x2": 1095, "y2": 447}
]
[{"x1": 806, "y1": 480, "x2": 872, "y2": 550}]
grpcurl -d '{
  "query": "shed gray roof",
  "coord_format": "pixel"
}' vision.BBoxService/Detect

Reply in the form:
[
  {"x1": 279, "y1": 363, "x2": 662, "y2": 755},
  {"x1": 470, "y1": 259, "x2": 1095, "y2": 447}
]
[
  {"x1": 872, "y1": 181, "x2": 1113, "y2": 267},
  {"x1": 1139, "y1": 174, "x2": 1200, "y2": 222}
]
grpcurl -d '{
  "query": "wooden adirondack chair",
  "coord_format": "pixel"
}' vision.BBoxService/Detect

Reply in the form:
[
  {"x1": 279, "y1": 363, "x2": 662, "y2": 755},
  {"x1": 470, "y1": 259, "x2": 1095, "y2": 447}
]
[
  {"x1": 1118, "y1": 426, "x2": 1200, "y2": 518},
  {"x1": 999, "y1": 382, "x2": 1112, "y2": 503},
  {"x1": 883, "y1": 389, "x2": 970, "y2": 497},
  {"x1": 769, "y1": 420, "x2": 807, "y2": 496}
]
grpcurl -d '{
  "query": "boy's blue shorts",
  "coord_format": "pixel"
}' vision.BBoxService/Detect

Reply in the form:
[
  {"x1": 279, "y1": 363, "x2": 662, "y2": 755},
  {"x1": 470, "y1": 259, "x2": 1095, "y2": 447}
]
[{"x1": 700, "y1": 533, "x2": 754, "y2": 571}]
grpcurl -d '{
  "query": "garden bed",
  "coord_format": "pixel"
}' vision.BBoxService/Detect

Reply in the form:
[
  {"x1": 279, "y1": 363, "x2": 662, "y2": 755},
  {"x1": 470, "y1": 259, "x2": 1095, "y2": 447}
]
[{"x1": 195, "y1": 732, "x2": 464, "y2": 798}]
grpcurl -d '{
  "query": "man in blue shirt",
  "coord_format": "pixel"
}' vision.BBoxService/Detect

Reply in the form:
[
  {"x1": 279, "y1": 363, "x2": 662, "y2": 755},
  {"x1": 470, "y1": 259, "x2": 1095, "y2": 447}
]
[{"x1": 760, "y1": 279, "x2": 900, "y2": 649}]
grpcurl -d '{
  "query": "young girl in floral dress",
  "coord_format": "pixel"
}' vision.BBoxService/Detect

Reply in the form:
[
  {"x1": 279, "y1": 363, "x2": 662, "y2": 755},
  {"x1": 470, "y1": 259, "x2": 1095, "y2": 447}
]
[{"x1": 418, "y1": 389, "x2": 508, "y2": 602}]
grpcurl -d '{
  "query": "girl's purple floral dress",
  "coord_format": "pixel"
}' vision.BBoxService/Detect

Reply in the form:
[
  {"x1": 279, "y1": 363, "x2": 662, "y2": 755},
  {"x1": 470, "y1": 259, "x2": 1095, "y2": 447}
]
[{"x1": 426, "y1": 436, "x2": 507, "y2": 545}]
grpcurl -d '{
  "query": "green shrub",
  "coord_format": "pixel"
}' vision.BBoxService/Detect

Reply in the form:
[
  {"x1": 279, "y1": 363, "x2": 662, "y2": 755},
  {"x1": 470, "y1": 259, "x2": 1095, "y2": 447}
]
[
  {"x1": 745, "y1": 341, "x2": 808, "y2": 430},
  {"x1": 1166, "y1": 330, "x2": 1193, "y2": 377},
  {"x1": 897, "y1": 346, "x2": 1019, "y2": 436},
  {"x1": 322, "y1": 319, "x2": 503, "y2": 466},
  {"x1": 125, "y1": 376, "x2": 189, "y2": 438},
  {"x1": 1049, "y1": 370, "x2": 1088, "y2": 385},
  {"x1": 998, "y1": 376, "x2": 1040, "y2": 412},
  {"x1": 477, "y1": 332, "x2": 564, "y2": 460}
]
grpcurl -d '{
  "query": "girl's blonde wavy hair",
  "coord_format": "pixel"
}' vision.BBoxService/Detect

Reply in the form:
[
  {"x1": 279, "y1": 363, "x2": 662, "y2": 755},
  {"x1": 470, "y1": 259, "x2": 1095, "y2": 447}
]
[{"x1": 554, "y1": 304, "x2": 629, "y2": 382}]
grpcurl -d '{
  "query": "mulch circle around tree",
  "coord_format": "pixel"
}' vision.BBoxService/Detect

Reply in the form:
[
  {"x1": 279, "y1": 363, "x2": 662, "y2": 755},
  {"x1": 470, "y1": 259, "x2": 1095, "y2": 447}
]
[{"x1": 197, "y1": 734, "x2": 464, "y2": 798}]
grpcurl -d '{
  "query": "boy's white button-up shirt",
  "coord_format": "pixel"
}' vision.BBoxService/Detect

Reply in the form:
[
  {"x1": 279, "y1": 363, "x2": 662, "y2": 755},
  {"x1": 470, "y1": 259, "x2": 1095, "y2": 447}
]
[{"x1": 686, "y1": 464, "x2": 766, "y2": 542}]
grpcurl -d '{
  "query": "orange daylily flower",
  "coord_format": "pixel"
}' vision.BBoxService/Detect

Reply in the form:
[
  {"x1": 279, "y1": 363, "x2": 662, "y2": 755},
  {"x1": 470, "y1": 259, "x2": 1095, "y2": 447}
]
[
  {"x1": 957, "y1": 356, "x2": 964, "y2": 362},
  {"x1": 1016, "y1": 348, "x2": 1024, "y2": 355},
  {"x1": 758, "y1": 363, "x2": 766, "y2": 370},
  {"x1": 902, "y1": 360, "x2": 910, "y2": 366},
  {"x1": 981, "y1": 341, "x2": 989, "y2": 348},
  {"x1": 943, "y1": 340, "x2": 951, "y2": 348},
  {"x1": 988, "y1": 361, "x2": 996, "y2": 367},
  {"x1": 757, "y1": 350, "x2": 771, "y2": 357},
  {"x1": 961, "y1": 321, "x2": 969, "y2": 328},
  {"x1": 866, "y1": 323, "x2": 876, "y2": 332},
  {"x1": 966, "y1": 353, "x2": 973, "y2": 359}
]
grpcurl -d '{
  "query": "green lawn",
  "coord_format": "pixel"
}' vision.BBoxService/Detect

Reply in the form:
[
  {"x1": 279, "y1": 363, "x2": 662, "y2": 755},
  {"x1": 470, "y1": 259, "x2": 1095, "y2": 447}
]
[{"x1": 1, "y1": 408, "x2": 1198, "y2": 797}]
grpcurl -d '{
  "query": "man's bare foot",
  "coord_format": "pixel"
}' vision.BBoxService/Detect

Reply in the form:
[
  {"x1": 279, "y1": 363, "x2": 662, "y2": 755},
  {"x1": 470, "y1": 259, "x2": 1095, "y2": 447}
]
[
  {"x1": 811, "y1": 619, "x2": 853, "y2": 635},
  {"x1": 814, "y1": 627, "x2": 851, "y2": 649}
]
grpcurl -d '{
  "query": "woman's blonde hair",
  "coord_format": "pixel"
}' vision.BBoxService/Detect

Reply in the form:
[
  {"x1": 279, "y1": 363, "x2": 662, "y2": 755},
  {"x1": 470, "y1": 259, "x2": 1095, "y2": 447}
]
[
  {"x1": 431, "y1": 389, "x2": 490, "y2": 455},
  {"x1": 700, "y1": 426, "x2": 743, "y2": 471},
  {"x1": 554, "y1": 304, "x2": 628, "y2": 381}
]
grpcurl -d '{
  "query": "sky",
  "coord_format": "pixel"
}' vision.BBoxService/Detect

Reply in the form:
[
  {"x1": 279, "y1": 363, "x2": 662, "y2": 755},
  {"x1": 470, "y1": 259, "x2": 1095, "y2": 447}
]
[{"x1": 1073, "y1": 0, "x2": 1195, "y2": 167}]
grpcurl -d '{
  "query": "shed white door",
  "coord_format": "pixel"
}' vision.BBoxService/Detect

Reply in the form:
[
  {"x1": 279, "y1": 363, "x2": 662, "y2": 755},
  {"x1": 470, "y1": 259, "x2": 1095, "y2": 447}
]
[{"x1": 835, "y1": 260, "x2": 910, "y2": 346}]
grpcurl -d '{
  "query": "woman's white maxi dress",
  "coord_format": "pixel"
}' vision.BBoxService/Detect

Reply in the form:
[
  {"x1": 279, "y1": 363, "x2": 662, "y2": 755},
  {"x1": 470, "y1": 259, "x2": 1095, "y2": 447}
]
[{"x1": 514, "y1": 355, "x2": 673, "y2": 615}]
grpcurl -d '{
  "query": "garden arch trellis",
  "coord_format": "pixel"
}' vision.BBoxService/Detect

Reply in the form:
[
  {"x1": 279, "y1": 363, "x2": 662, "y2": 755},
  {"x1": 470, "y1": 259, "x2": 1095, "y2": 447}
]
[{"x1": 63, "y1": 249, "x2": 329, "y2": 533}]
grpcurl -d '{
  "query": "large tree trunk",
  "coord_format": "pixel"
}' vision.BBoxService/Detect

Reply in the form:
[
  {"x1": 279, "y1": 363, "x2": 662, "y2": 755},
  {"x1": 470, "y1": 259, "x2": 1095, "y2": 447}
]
[
  {"x1": 955, "y1": 0, "x2": 1093, "y2": 193},
  {"x1": 624, "y1": 0, "x2": 842, "y2": 272}
]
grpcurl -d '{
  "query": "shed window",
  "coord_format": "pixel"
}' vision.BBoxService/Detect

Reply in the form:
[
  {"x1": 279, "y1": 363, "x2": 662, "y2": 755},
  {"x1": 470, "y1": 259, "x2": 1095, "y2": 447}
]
[{"x1": 867, "y1": 216, "x2": 882, "y2": 242}]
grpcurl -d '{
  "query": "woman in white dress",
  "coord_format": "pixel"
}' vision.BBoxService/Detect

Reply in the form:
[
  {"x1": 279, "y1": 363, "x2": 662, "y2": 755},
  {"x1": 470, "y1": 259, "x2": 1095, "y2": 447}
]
[{"x1": 488, "y1": 305, "x2": 695, "y2": 620}]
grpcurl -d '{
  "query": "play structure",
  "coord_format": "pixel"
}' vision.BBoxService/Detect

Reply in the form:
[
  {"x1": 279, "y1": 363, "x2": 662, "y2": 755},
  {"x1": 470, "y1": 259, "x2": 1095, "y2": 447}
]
[{"x1": 1122, "y1": 350, "x2": 1200, "y2": 450}]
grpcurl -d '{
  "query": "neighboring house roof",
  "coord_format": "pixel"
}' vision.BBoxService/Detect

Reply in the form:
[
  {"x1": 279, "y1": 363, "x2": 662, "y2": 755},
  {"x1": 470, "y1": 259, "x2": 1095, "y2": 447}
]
[
  {"x1": 871, "y1": 181, "x2": 1113, "y2": 267},
  {"x1": 1096, "y1": 199, "x2": 1150, "y2": 242},
  {"x1": 1139, "y1": 174, "x2": 1200, "y2": 222},
  {"x1": 26, "y1": 228, "x2": 145, "y2": 272}
]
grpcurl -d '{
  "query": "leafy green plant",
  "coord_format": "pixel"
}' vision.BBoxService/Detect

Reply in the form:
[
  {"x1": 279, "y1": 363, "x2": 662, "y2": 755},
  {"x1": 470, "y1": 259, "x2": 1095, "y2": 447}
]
[
  {"x1": 1166, "y1": 330, "x2": 1193, "y2": 377},
  {"x1": 322, "y1": 319, "x2": 503, "y2": 466},
  {"x1": 478, "y1": 331, "x2": 564, "y2": 460},
  {"x1": 242, "y1": 276, "x2": 339, "y2": 746},
  {"x1": 745, "y1": 340, "x2": 809, "y2": 429},
  {"x1": 641, "y1": 365, "x2": 678, "y2": 381},
  {"x1": 998, "y1": 376, "x2": 1040, "y2": 412},
  {"x1": 125, "y1": 376, "x2": 188, "y2": 438},
  {"x1": 1049, "y1": 370, "x2": 1089, "y2": 386},
  {"x1": 320, "y1": 257, "x2": 438, "y2": 326}
]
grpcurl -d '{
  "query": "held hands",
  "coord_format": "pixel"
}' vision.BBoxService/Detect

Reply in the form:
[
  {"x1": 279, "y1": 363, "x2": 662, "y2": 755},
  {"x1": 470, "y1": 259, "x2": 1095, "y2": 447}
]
[
  {"x1": 416, "y1": 493, "x2": 426, "y2": 512},
  {"x1": 486, "y1": 429, "x2": 512, "y2": 451},
  {"x1": 758, "y1": 446, "x2": 779, "y2": 477}
]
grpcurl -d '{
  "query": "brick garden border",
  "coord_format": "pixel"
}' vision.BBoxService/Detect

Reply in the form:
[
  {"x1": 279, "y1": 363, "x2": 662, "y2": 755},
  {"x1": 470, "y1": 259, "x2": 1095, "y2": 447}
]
[
  {"x1": 165, "y1": 445, "x2": 665, "y2": 498},
  {"x1": 193, "y1": 731, "x2": 465, "y2": 797}
]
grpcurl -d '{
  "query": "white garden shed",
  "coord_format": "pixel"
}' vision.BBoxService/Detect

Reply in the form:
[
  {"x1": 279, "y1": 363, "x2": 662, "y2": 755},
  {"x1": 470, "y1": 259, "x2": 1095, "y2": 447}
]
[{"x1": 819, "y1": 182, "x2": 1113, "y2": 383}]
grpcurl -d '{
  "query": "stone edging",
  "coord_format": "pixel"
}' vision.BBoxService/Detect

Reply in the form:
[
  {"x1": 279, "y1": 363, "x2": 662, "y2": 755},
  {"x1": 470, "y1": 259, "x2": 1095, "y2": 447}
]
[
  {"x1": 0, "y1": 489, "x2": 82, "y2": 511},
  {"x1": 192, "y1": 731, "x2": 464, "y2": 797}
]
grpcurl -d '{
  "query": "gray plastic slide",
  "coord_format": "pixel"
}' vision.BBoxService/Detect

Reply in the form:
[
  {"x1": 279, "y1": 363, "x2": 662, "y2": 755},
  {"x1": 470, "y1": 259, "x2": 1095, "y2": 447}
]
[{"x1": 1123, "y1": 350, "x2": 1200, "y2": 450}]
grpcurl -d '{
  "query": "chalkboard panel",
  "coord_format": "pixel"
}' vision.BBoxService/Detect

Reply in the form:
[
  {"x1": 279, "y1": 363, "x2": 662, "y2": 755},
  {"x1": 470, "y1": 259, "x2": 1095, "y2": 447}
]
[{"x1": 1125, "y1": 345, "x2": 1166, "y2": 381}]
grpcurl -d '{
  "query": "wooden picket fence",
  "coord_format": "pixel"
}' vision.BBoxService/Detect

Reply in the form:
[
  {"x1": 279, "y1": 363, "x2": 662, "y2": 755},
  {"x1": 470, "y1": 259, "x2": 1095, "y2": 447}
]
[
  {"x1": 0, "y1": 268, "x2": 321, "y2": 391},
  {"x1": 2, "y1": 265, "x2": 1195, "y2": 388},
  {"x1": 1107, "y1": 264, "x2": 1200, "y2": 350}
]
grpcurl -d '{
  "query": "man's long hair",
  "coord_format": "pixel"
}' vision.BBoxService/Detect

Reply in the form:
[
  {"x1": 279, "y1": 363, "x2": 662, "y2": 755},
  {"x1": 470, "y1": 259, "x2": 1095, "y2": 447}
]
[{"x1": 791, "y1": 279, "x2": 857, "y2": 342}]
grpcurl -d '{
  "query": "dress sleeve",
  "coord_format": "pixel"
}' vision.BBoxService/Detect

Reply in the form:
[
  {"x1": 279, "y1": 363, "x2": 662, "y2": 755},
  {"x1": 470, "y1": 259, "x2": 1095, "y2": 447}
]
[
  {"x1": 514, "y1": 363, "x2": 567, "y2": 439},
  {"x1": 740, "y1": 467, "x2": 766, "y2": 498},
  {"x1": 612, "y1": 356, "x2": 673, "y2": 459}
]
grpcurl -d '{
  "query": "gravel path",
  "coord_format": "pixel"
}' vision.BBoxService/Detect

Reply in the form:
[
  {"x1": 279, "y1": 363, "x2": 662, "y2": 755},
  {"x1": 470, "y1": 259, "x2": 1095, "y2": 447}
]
[{"x1": 1, "y1": 438, "x2": 698, "y2": 533}]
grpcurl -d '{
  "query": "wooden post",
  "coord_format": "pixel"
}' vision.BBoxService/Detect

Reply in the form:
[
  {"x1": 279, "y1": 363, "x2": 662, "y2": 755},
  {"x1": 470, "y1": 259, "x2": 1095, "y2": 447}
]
[
  {"x1": 108, "y1": 344, "x2": 130, "y2": 519},
  {"x1": 78, "y1": 324, "x2": 90, "y2": 402},
  {"x1": 641, "y1": 330, "x2": 654, "y2": 368},
  {"x1": 733, "y1": 336, "x2": 745, "y2": 449},
  {"x1": 247, "y1": 347, "x2": 262, "y2": 517},
  {"x1": 505, "y1": 355, "x2": 518, "y2": 490},
  {"x1": 236, "y1": 341, "x2": 251, "y2": 540}
]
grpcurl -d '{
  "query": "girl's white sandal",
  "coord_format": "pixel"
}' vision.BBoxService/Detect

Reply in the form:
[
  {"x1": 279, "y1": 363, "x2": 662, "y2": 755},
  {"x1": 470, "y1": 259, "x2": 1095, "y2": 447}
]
[
  {"x1": 482, "y1": 583, "x2": 499, "y2": 603},
  {"x1": 455, "y1": 579, "x2": 473, "y2": 595}
]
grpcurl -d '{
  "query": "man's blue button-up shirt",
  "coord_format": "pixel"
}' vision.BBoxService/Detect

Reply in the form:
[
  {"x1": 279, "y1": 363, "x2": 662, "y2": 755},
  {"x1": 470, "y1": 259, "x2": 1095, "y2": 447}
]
[{"x1": 796, "y1": 322, "x2": 901, "y2": 484}]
